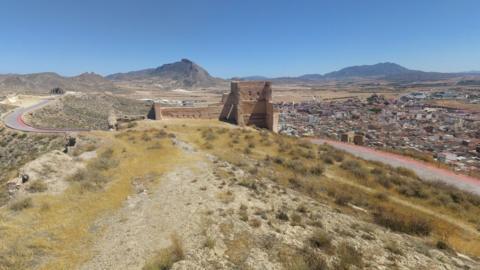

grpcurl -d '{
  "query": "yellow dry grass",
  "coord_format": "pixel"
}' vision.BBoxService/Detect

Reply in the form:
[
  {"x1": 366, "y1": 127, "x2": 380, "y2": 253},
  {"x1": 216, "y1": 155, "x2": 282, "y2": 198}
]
[{"x1": 0, "y1": 129, "x2": 184, "y2": 269}]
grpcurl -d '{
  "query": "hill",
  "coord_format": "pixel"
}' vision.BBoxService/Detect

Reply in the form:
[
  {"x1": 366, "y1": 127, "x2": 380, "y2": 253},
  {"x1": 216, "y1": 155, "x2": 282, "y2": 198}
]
[
  {"x1": 24, "y1": 93, "x2": 151, "y2": 130},
  {"x1": 107, "y1": 59, "x2": 225, "y2": 89},
  {"x1": 239, "y1": 62, "x2": 472, "y2": 83},
  {"x1": 323, "y1": 62, "x2": 410, "y2": 79},
  {"x1": 0, "y1": 120, "x2": 479, "y2": 269},
  {"x1": 0, "y1": 72, "x2": 119, "y2": 94}
]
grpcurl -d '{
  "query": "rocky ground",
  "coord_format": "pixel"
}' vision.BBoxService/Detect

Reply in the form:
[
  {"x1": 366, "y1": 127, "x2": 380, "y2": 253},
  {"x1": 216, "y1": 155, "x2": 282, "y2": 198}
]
[
  {"x1": 0, "y1": 125, "x2": 64, "y2": 204},
  {"x1": 0, "y1": 121, "x2": 478, "y2": 270}
]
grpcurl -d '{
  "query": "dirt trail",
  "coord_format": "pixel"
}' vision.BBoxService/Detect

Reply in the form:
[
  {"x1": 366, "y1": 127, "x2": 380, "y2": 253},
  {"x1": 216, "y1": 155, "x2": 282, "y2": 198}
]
[{"x1": 79, "y1": 144, "x2": 218, "y2": 269}]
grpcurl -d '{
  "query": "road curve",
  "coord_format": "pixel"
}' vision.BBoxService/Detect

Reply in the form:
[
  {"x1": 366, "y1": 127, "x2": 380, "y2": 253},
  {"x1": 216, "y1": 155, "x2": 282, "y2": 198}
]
[
  {"x1": 309, "y1": 138, "x2": 480, "y2": 196},
  {"x1": 3, "y1": 99, "x2": 88, "y2": 133}
]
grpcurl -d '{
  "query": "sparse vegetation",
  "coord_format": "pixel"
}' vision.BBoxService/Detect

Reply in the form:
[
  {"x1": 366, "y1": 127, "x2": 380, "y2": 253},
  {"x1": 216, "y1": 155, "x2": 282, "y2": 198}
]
[
  {"x1": 308, "y1": 229, "x2": 332, "y2": 250},
  {"x1": 26, "y1": 94, "x2": 151, "y2": 130},
  {"x1": 9, "y1": 197, "x2": 33, "y2": 211},
  {"x1": 27, "y1": 180, "x2": 48, "y2": 193},
  {"x1": 143, "y1": 234, "x2": 184, "y2": 270},
  {"x1": 336, "y1": 242, "x2": 363, "y2": 269},
  {"x1": 373, "y1": 208, "x2": 432, "y2": 236}
]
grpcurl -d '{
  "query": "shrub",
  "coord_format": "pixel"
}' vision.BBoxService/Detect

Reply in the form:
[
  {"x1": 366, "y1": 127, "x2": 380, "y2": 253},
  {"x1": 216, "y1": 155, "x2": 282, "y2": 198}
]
[
  {"x1": 27, "y1": 181, "x2": 48, "y2": 193},
  {"x1": 201, "y1": 129, "x2": 217, "y2": 141},
  {"x1": 397, "y1": 183, "x2": 429, "y2": 199},
  {"x1": 375, "y1": 176, "x2": 392, "y2": 188},
  {"x1": 322, "y1": 156, "x2": 334, "y2": 164},
  {"x1": 336, "y1": 242, "x2": 363, "y2": 269},
  {"x1": 334, "y1": 192, "x2": 352, "y2": 206},
  {"x1": 143, "y1": 234, "x2": 184, "y2": 270},
  {"x1": 273, "y1": 156, "x2": 285, "y2": 165},
  {"x1": 308, "y1": 230, "x2": 332, "y2": 250},
  {"x1": 298, "y1": 247, "x2": 329, "y2": 270},
  {"x1": 385, "y1": 241, "x2": 403, "y2": 255},
  {"x1": 309, "y1": 164, "x2": 325, "y2": 176},
  {"x1": 373, "y1": 209, "x2": 432, "y2": 236},
  {"x1": 436, "y1": 240, "x2": 451, "y2": 251},
  {"x1": 285, "y1": 160, "x2": 308, "y2": 175},
  {"x1": 10, "y1": 197, "x2": 33, "y2": 211},
  {"x1": 276, "y1": 211, "x2": 289, "y2": 221},
  {"x1": 249, "y1": 218, "x2": 262, "y2": 228},
  {"x1": 396, "y1": 167, "x2": 418, "y2": 179},
  {"x1": 290, "y1": 213, "x2": 303, "y2": 226},
  {"x1": 340, "y1": 160, "x2": 368, "y2": 179},
  {"x1": 204, "y1": 237, "x2": 215, "y2": 249}
]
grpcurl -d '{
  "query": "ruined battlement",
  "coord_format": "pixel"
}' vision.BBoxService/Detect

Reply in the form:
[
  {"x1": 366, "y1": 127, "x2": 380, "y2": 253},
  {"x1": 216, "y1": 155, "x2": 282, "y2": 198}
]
[
  {"x1": 220, "y1": 81, "x2": 278, "y2": 132},
  {"x1": 152, "y1": 81, "x2": 278, "y2": 132}
]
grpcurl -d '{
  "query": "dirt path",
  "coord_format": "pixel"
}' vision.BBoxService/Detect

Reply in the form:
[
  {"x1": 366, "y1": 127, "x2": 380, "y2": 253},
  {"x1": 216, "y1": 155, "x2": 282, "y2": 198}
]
[
  {"x1": 79, "y1": 142, "x2": 219, "y2": 270},
  {"x1": 310, "y1": 138, "x2": 480, "y2": 196}
]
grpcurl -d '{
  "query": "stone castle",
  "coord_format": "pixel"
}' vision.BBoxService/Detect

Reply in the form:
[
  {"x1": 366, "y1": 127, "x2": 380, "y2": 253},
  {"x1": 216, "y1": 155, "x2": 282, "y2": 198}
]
[{"x1": 153, "y1": 81, "x2": 279, "y2": 132}]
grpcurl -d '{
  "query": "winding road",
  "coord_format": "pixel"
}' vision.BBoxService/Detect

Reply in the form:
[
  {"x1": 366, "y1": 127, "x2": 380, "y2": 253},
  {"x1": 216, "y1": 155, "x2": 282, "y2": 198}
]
[
  {"x1": 310, "y1": 138, "x2": 480, "y2": 196},
  {"x1": 2, "y1": 98, "x2": 87, "y2": 133}
]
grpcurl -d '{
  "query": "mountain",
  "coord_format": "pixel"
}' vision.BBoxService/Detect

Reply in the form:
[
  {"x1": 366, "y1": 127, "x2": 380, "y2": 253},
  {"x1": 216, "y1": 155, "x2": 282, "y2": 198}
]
[
  {"x1": 323, "y1": 62, "x2": 410, "y2": 79},
  {"x1": 0, "y1": 72, "x2": 118, "y2": 94},
  {"x1": 107, "y1": 59, "x2": 225, "y2": 89},
  {"x1": 237, "y1": 62, "x2": 470, "y2": 83}
]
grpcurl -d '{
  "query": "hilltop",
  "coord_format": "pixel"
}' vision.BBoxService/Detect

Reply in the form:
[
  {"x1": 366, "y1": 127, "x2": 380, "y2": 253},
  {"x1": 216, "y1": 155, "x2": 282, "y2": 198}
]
[
  {"x1": 0, "y1": 119, "x2": 479, "y2": 269},
  {"x1": 107, "y1": 59, "x2": 225, "y2": 89}
]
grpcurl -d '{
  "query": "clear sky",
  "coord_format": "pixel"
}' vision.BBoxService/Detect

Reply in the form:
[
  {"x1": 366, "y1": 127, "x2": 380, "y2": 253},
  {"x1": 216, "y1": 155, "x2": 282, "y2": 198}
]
[{"x1": 1, "y1": 0, "x2": 480, "y2": 78}]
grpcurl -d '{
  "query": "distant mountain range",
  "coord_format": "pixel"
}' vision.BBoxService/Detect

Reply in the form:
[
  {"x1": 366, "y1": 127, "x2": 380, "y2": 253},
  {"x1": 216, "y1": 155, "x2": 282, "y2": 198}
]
[
  {"x1": 1, "y1": 60, "x2": 479, "y2": 94},
  {"x1": 237, "y1": 62, "x2": 472, "y2": 83},
  {"x1": 0, "y1": 72, "x2": 117, "y2": 94}
]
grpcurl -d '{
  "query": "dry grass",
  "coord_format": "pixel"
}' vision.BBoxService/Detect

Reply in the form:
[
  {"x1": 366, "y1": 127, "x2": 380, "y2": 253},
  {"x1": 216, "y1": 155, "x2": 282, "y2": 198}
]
[
  {"x1": 217, "y1": 190, "x2": 235, "y2": 204},
  {"x1": 336, "y1": 241, "x2": 363, "y2": 269},
  {"x1": 9, "y1": 197, "x2": 33, "y2": 211},
  {"x1": 27, "y1": 181, "x2": 48, "y2": 193},
  {"x1": 171, "y1": 123, "x2": 480, "y2": 257},
  {"x1": 143, "y1": 234, "x2": 184, "y2": 270},
  {"x1": 0, "y1": 128, "x2": 183, "y2": 269}
]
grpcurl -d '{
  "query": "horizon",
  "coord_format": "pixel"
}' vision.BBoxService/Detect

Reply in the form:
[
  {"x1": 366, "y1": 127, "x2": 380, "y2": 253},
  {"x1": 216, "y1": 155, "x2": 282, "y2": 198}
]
[{"x1": 1, "y1": 0, "x2": 480, "y2": 77}]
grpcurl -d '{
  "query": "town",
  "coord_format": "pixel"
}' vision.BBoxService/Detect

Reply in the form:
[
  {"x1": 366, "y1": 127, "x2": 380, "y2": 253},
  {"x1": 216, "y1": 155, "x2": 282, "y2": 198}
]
[{"x1": 279, "y1": 89, "x2": 480, "y2": 176}]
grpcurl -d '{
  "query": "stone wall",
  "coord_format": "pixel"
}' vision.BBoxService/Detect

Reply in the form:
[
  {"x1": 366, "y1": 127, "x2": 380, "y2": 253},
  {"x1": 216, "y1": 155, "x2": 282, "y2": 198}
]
[
  {"x1": 153, "y1": 104, "x2": 223, "y2": 120},
  {"x1": 152, "y1": 81, "x2": 279, "y2": 132},
  {"x1": 219, "y1": 81, "x2": 279, "y2": 132}
]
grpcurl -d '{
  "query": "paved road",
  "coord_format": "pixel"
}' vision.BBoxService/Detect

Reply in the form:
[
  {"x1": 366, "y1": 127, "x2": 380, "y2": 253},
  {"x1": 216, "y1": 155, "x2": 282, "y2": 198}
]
[
  {"x1": 3, "y1": 99, "x2": 86, "y2": 133},
  {"x1": 309, "y1": 138, "x2": 480, "y2": 196}
]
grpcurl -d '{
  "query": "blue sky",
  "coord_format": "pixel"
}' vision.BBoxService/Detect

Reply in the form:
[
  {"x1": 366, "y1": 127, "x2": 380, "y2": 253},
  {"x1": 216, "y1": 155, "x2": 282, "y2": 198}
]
[{"x1": 1, "y1": 0, "x2": 480, "y2": 78}]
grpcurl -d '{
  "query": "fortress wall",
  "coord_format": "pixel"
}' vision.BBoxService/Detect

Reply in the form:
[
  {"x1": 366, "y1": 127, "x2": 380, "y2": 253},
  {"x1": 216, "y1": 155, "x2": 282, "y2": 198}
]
[
  {"x1": 153, "y1": 81, "x2": 278, "y2": 132},
  {"x1": 154, "y1": 104, "x2": 223, "y2": 120}
]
